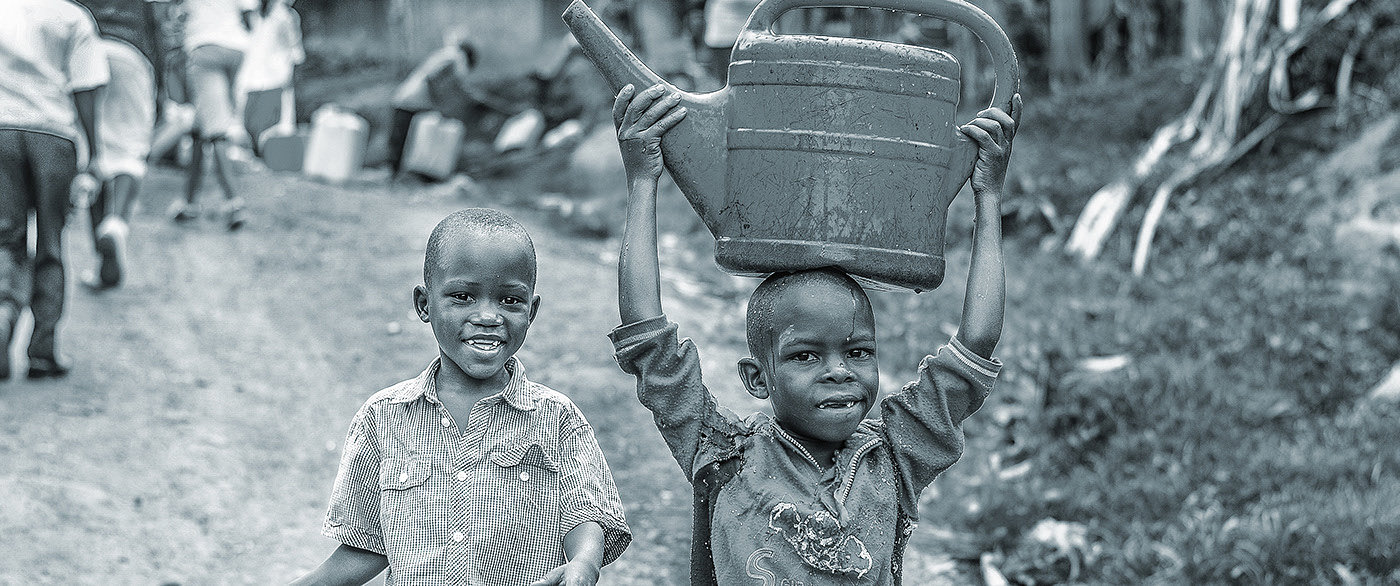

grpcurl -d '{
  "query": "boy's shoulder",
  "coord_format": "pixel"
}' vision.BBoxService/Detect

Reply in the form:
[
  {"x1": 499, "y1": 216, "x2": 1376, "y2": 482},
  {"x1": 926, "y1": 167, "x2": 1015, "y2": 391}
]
[{"x1": 352, "y1": 374, "x2": 428, "y2": 414}]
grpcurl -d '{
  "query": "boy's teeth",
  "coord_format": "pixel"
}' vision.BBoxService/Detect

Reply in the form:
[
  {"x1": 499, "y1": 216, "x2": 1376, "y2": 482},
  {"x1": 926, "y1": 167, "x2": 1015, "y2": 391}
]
[{"x1": 468, "y1": 339, "x2": 502, "y2": 350}]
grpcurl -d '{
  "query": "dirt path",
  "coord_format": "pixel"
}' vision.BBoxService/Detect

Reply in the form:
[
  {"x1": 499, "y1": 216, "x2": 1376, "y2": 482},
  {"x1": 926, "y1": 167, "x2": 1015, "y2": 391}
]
[{"x1": 0, "y1": 166, "x2": 956, "y2": 584}]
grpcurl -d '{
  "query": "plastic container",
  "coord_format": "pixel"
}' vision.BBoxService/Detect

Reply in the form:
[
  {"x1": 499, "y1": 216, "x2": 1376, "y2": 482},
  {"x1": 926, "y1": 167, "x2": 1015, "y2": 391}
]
[
  {"x1": 494, "y1": 109, "x2": 545, "y2": 153},
  {"x1": 259, "y1": 125, "x2": 308, "y2": 173},
  {"x1": 303, "y1": 105, "x2": 368, "y2": 183},
  {"x1": 402, "y1": 111, "x2": 465, "y2": 181}
]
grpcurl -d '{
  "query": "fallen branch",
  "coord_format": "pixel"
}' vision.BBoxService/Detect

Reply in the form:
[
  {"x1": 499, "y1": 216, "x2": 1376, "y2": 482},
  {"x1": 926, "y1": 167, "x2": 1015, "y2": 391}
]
[
  {"x1": 1131, "y1": 113, "x2": 1286, "y2": 275},
  {"x1": 1066, "y1": 0, "x2": 1360, "y2": 270}
]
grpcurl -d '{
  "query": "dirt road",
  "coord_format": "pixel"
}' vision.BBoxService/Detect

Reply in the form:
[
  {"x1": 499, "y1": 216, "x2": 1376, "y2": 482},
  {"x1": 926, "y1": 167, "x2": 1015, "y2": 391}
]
[{"x1": 0, "y1": 166, "x2": 960, "y2": 584}]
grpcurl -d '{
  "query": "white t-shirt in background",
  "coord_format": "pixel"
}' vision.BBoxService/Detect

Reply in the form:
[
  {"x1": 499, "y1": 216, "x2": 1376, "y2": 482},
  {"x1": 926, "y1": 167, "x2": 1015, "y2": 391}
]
[{"x1": 183, "y1": 0, "x2": 258, "y2": 52}]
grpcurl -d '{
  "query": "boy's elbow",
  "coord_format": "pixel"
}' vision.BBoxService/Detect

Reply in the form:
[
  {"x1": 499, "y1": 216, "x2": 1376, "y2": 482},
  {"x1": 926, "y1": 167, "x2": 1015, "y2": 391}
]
[{"x1": 958, "y1": 326, "x2": 1001, "y2": 359}]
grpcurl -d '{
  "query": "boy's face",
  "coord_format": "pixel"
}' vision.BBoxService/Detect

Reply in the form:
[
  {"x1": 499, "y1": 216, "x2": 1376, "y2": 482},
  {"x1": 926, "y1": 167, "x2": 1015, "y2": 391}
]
[
  {"x1": 415, "y1": 232, "x2": 539, "y2": 385},
  {"x1": 742, "y1": 281, "x2": 879, "y2": 446}
]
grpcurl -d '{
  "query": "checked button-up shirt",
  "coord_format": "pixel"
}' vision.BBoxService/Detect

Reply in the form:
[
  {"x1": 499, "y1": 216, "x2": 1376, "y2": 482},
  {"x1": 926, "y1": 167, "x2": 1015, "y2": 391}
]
[{"x1": 322, "y1": 357, "x2": 631, "y2": 585}]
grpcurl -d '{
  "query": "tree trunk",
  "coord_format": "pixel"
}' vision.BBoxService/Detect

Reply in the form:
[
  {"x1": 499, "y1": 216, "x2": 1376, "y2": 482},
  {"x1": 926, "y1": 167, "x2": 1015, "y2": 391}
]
[{"x1": 1050, "y1": 0, "x2": 1089, "y2": 91}]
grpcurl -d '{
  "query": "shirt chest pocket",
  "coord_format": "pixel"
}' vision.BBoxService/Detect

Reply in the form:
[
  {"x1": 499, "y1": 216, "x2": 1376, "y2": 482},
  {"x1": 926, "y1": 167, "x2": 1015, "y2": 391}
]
[
  {"x1": 488, "y1": 443, "x2": 560, "y2": 512},
  {"x1": 379, "y1": 455, "x2": 434, "y2": 530}
]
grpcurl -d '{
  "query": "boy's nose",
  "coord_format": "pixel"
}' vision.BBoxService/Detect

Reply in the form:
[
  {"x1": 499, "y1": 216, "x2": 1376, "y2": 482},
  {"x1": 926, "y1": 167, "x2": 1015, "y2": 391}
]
[
  {"x1": 824, "y1": 362, "x2": 856, "y2": 383},
  {"x1": 469, "y1": 309, "x2": 504, "y2": 326}
]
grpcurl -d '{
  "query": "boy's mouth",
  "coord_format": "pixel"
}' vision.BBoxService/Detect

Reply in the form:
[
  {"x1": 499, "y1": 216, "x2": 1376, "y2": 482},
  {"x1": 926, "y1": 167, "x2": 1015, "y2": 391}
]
[
  {"x1": 465, "y1": 337, "x2": 505, "y2": 352},
  {"x1": 817, "y1": 395, "x2": 864, "y2": 410}
]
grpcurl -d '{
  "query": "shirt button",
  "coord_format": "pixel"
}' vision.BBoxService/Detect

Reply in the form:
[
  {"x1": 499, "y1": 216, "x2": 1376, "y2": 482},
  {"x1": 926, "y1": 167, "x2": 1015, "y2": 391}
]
[
  {"x1": 452, "y1": 531, "x2": 464, "y2": 542},
  {"x1": 398, "y1": 472, "x2": 409, "y2": 482},
  {"x1": 456, "y1": 470, "x2": 467, "y2": 481},
  {"x1": 441, "y1": 417, "x2": 451, "y2": 428},
  {"x1": 520, "y1": 471, "x2": 530, "y2": 482}
]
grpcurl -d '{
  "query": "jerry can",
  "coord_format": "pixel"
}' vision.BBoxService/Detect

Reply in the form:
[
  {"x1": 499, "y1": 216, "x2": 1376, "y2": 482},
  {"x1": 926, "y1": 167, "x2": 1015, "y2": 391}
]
[
  {"x1": 403, "y1": 111, "x2": 466, "y2": 181},
  {"x1": 259, "y1": 125, "x2": 308, "y2": 173},
  {"x1": 303, "y1": 105, "x2": 368, "y2": 184},
  {"x1": 565, "y1": 0, "x2": 1018, "y2": 291}
]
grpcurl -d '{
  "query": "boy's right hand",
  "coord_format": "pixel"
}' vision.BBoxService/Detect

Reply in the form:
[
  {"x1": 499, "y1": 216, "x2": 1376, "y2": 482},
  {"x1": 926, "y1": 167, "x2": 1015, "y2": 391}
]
[{"x1": 613, "y1": 83, "x2": 687, "y2": 185}]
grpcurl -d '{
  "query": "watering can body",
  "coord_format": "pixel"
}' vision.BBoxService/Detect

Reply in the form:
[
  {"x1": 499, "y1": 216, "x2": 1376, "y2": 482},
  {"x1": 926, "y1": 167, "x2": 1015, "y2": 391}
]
[{"x1": 565, "y1": 0, "x2": 1017, "y2": 291}]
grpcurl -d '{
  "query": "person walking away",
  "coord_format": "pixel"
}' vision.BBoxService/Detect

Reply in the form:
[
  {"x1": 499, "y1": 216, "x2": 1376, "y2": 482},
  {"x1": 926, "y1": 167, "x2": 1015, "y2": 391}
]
[
  {"x1": 173, "y1": 0, "x2": 257, "y2": 230},
  {"x1": 74, "y1": 0, "x2": 171, "y2": 290},
  {"x1": 0, "y1": 0, "x2": 110, "y2": 378},
  {"x1": 237, "y1": 0, "x2": 303, "y2": 154}
]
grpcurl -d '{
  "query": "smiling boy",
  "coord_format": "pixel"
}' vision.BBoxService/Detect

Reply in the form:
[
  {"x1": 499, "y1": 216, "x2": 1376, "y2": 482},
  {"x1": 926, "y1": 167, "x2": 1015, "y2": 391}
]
[
  {"x1": 607, "y1": 84, "x2": 1019, "y2": 584},
  {"x1": 294, "y1": 209, "x2": 630, "y2": 586}
]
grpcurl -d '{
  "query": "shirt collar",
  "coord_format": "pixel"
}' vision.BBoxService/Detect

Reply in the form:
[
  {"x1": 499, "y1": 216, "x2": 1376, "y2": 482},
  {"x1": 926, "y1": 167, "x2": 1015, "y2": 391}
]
[{"x1": 389, "y1": 356, "x2": 537, "y2": 411}]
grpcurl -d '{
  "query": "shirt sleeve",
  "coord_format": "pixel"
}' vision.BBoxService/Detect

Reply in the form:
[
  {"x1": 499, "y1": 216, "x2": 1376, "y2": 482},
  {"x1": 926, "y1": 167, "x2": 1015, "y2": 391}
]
[
  {"x1": 609, "y1": 315, "x2": 747, "y2": 481},
  {"x1": 880, "y1": 335, "x2": 1001, "y2": 519},
  {"x1": 321, "y1": 403, "x2": 387, "y2": 554},
  {"x1": 557, "y1": 412, "x2": 632, "y2": 567},
  {"x1": 66, "y1": 8, "x2": 110, "y2": 92}
]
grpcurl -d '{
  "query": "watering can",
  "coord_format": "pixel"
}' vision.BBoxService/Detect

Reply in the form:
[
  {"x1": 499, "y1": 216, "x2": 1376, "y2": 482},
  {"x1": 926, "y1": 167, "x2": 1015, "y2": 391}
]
[{"x1": 565, "y1": 0, "x2": 1017, "y2": 291}]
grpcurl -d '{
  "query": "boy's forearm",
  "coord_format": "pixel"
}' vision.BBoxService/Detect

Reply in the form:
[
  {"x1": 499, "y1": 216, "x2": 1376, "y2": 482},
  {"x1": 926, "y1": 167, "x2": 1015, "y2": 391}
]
[
  {"x1": 563, "y1": 520, "x2": 605, "y2": 571},
  {"x1": 957, "y1": 189, "x2": 1005, "y2": 359},
  {"x1": 289, "y1": 544, "x2": 387, "y2": 586},
  {"x1": 618, "y1": 177, "x2": 663, "y2": 325}
]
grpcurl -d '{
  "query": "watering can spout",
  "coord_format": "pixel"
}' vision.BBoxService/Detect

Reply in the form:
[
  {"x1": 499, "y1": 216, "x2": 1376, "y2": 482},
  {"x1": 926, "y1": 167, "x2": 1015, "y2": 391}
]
[{"x1": 562, "y1": 0, "x2": 730, "y2": 230}]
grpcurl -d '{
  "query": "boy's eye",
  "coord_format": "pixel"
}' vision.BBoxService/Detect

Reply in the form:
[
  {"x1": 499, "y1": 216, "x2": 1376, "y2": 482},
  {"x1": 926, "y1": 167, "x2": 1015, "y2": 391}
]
[
  {"x1": 450, "y1": 292, "x2": 474, "y2": 302},
  {"x1": 501, "y1": 296, "x2": 521, "y2": 306},
  {"x1": 790, "y1": 351, "x2": 818, "y2": 362},
  {"x1": 848, "y1": 348, "x2": 875, "y2": 359}
]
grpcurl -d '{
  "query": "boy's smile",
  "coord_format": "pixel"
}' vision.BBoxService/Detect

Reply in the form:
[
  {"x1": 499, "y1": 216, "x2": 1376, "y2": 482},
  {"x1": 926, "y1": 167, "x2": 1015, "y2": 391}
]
[
  {"x1": 415, "y1": 231, "x2": 539, "y2": 395},
  {"x1": 741, "y1": 278, "x2": 879, "y2": 461}
]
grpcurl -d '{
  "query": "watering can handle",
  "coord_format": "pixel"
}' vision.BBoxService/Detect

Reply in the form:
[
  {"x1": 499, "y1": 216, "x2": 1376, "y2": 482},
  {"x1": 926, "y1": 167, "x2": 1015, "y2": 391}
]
[{"x1": 744, "y1": 0, "x2": 1018, "y2": 112}]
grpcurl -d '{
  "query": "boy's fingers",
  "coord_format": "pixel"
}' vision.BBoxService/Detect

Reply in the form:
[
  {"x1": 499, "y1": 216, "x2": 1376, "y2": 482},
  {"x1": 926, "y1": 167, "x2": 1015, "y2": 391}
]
[
  {"x1": 975, "y1": 107, "x2": 1015, "y2": 136},
  {"x1": 966, "y1": 118, "x2": 1004, "y2": 143},
  {"x1": 652, "y1": 105, "x2": 688, "y2": 134},
  {"x1": 636, "y1": 93, "x2": 682, "y2": 129},
  {"x1": 611, "y1": 84, "x2": 635, "y2": 127},
  {"x1": 622, "y1": 84, "x2": 668, "y2": 128},
  {"x1": 528, "y1": 566, "x2": 565, "y2": 586},
  {"x1": 959, "y1": 123, "x2": 996, "y2": 151},
  {"x1": 1010, "y1": 93, "x2": 1023, "y2": 126}
]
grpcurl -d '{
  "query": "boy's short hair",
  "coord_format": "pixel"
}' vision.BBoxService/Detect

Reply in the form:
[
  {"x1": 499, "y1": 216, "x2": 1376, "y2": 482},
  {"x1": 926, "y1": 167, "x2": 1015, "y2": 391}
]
[
  {"x1": 745, "y1": 268, "x2": 872, "y2": 359},
  {"x1": 423, "y1": 208, "x2": 536, "y2": 287}
]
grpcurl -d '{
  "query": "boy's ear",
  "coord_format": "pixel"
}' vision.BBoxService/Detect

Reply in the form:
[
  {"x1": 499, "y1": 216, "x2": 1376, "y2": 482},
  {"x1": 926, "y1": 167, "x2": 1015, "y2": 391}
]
[
  {"x1": 527, "y1": 294, "x2": 541, "y2": 324},
  {"x1": 738, "y1": 357, "x2": 769, "y2": 400},
  {"x1": 413, "y1": 285, "x2": 430, "y2": 322}
]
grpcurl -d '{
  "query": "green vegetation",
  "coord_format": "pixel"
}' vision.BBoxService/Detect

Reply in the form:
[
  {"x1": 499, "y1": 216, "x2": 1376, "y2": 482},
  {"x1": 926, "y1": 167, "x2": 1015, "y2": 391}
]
[{"x1": 896, "y1": 63, "x2": 1400, "y2": 584}]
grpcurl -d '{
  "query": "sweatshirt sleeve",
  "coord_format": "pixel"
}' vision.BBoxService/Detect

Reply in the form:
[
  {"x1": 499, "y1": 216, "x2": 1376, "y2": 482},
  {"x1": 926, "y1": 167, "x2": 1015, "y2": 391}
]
[
  {"x1": 610, "y1": 315, "x2": 747, "y2": 481},
  {"x1": 880, "y1": 335, "x2": 1001, "y2": 519}
]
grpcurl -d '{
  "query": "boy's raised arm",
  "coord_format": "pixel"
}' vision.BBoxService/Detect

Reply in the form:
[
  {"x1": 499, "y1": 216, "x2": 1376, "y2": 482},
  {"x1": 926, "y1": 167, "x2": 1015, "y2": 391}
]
[
  {"x1": 954, "y1": 94, "x2": 1021, "y2": 359},
  {"x1": 614, "y1": 84, "x2": 686, "y2": 325}
]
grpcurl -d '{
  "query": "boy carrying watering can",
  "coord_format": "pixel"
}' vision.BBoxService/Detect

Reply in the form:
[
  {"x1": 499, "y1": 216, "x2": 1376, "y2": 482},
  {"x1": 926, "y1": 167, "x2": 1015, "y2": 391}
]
[{"x1": 609, "y1": 82, "x2": 1020, "y2": 585}]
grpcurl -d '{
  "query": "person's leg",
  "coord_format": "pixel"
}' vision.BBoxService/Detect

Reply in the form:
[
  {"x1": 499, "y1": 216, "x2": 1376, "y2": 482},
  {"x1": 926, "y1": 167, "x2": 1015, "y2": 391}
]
[
  {"x1": 0, "y1": 131, "x2": 32, "y2": 378},
  {"x1": 26, "y1": 132, "x2": 77, "y2": 377},
  {"x1": 211, "y1": 47, "x2": 246, "y2": 230},
  {"x1": 386, "y1": 107, "x2": 418, "y2": 176},
  {"x1": 91, "y1": 40, "x2": 155, "y2": 287},
  {"x1": 177, "y1": 130, "x2": 205, "y2": 220}
]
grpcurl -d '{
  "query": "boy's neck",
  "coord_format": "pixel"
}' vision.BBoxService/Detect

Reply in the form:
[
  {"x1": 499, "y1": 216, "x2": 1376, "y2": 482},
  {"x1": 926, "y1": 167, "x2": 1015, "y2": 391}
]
[
  {"x1": 435, "y1": 354, "x2": 511, "y2": 402},
  {"x1": 775, "y1": 421, "x2": 844, "y2": 468}
]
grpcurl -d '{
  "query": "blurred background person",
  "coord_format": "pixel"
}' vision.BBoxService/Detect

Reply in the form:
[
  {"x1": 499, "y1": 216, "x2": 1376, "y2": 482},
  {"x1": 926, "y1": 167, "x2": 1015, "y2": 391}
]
[
  {"x1": 74, "y1": 0, "x2": 171, "y2": 290},
  {"x1": 0, "y1": 0, "x2": 109, "y2": 378},
  {"x1": 237, "y1": 0, "x2": 304, "y2": 155},
  {"x1": 173, "y1": 0, "x2": 257, "y2": 230},
  {"x1": 384, "y1": 33, "x2": 477, "y2": 178}
]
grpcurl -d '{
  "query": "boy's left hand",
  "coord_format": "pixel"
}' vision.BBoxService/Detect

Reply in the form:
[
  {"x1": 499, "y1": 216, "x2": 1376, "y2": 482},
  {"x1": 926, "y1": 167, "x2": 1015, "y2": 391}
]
[
  {"x1": 959, "y1": 93, "x2": 1022, "y2": 197},
  {"x1": 529, "y1": 559, "x2": 600, "y2": 586}
]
